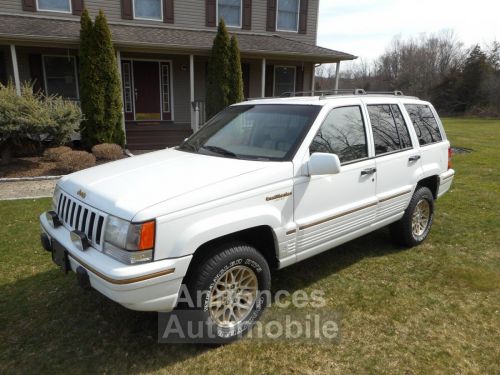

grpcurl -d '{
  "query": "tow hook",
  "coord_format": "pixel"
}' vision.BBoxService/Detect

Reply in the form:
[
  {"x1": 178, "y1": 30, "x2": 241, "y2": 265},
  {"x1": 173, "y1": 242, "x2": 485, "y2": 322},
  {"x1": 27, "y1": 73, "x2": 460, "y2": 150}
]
[{"x1": 76, "y1": 266, "x2": 92, "y2": 290}]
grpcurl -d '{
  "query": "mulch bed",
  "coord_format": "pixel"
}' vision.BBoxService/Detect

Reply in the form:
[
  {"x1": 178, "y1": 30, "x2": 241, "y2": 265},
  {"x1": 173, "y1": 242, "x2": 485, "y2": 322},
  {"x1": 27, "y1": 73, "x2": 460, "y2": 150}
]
[
  {"x1": 0, "y1": 157, "x2": 65, "y2": 178},
  {"x1": 0, "y1": 155, "x2": 127, "y2": 178}
]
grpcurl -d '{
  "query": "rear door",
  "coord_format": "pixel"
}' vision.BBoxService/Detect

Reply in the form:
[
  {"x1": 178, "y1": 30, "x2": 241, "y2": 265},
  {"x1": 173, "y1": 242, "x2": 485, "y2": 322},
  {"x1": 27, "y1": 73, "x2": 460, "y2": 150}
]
[{"x1": 365, "y1": 102, "x2": 422, "y2": 222}]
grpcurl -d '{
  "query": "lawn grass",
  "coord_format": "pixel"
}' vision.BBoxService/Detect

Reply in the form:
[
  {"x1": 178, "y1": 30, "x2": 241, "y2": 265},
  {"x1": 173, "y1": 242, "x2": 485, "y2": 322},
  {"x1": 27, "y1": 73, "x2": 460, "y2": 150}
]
[{"x1": 0, "y1": 118, "x2": 499, "y2": 374}]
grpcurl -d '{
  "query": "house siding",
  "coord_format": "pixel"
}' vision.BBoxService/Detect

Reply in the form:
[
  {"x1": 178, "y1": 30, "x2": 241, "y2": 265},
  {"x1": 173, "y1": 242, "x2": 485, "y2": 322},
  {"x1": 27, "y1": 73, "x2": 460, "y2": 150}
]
[{"x1": 0, "y1": 0, "x2": 318, "y2": 45}]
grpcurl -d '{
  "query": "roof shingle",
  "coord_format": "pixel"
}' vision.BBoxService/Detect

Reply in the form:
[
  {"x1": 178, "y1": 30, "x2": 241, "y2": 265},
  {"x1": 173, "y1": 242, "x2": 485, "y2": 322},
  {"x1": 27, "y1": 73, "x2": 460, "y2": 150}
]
[{"x1": 0, "y1": 14, "x2": 356, "y2": 62}]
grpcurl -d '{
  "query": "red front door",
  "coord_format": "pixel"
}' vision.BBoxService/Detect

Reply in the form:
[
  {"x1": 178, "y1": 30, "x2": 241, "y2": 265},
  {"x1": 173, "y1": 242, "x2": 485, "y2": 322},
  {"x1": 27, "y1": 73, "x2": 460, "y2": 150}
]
[{"x1": 133, "y1": 61, "x2": 161, "y2": 121}]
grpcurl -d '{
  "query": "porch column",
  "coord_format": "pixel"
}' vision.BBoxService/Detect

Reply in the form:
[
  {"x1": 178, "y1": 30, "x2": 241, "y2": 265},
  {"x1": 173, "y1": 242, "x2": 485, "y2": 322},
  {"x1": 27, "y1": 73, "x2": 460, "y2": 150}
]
[
  {"x1": 9, "y1": 45, "x2": 21, "y2": 96},
  {"x1": 334, "y1": 61, "x2": 341, "y2": 91},
  {"x1": 261, "y1": 58, "x2": 266, "y2": 97},
  {"x1": 116, "y1": 50, "x2": 127, "y2": 144},
  {"x1": 189, "y1": 54, "x2": 198, "y2": 132}
]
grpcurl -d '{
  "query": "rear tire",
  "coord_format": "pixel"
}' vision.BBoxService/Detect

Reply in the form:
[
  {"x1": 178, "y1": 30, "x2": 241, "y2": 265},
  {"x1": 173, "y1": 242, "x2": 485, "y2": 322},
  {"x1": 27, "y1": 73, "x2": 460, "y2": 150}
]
[
  {"x1": 186, "y1": 241, "x2": 271, "y2": 343},
  {"x1": 390, "y1": 186, "x2": 434, "y2": 247}
]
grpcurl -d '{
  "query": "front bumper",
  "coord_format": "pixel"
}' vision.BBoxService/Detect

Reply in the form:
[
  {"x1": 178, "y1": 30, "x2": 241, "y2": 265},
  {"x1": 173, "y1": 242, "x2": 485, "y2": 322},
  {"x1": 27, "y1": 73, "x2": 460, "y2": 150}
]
[{"x1": 40, "y1": 213, "x2": 192, "y2": 312}]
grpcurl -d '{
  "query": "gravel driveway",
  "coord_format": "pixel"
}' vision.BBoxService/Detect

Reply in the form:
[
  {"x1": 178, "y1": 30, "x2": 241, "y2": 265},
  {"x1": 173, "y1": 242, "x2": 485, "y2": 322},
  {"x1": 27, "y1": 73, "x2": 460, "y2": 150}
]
[{"x1": 0, "y1": 179, "x2": 58, "y2": 200}]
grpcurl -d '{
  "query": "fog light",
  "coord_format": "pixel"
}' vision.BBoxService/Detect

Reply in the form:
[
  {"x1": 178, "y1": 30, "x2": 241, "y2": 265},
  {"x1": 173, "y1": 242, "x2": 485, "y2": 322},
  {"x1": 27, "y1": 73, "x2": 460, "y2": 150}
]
[
  {"x1": 45, "y1": 211, "x2": 61, "y2": 228},
  {"x1": 70, "y1": 230, "x2": 89, "y2": 251}
]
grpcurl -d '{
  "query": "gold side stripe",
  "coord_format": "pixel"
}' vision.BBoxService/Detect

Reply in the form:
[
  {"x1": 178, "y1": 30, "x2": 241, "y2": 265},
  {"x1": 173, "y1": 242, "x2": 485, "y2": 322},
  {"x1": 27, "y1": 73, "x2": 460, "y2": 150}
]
[
  {"x1": 68, "y1": 253, "x2": 175, "y2": 285},
  {"x1": 286, "y1": 229, "x2": 297, "y2": 235},
  {"x1": 299, "y1": 202, "x2": 378, "y2": 231},
  {"x1": 379, "y1": 189, "x2": 412, "y2": 203}
]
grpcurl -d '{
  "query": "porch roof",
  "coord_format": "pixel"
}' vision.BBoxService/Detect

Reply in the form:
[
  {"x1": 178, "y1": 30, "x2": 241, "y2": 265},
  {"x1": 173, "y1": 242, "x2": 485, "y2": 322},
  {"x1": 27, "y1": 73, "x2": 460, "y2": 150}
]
[{"x1": 0, "y1": 14, "x2": 356, "y2": 63}]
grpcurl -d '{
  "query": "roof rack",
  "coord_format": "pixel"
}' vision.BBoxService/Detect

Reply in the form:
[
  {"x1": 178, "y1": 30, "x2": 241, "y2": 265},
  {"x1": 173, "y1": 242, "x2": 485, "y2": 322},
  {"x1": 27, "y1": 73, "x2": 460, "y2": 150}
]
[{"x1": 247, "y1": 89, "x2": 412, "y2": 101}]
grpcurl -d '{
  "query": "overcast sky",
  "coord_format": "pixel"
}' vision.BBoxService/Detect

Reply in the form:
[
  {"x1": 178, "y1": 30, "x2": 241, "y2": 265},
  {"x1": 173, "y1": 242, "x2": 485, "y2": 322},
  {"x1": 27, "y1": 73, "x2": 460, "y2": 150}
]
[{"x1": 317, "y1": 0, "x2": 499, "y2": 63}]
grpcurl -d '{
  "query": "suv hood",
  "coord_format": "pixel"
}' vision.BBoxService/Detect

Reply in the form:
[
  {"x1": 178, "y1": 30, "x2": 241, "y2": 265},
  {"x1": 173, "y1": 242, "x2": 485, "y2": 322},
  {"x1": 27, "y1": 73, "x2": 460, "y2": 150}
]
[{"x1": 58, "y1": 149, "x2": 280, "y2": 221}]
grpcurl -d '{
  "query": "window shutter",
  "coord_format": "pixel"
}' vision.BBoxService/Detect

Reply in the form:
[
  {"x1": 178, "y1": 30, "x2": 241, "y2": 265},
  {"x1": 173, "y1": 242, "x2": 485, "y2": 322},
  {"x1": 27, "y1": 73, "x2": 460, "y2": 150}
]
[
  {"x1": 121, "y1": 0, "x2": 133, "y2": 20},
  {"x1": 265, "y1": 64, "x2": 274, "y2": 97},
  {"x1": 71, "y1": 0, "x2": 84, "y2": 16},
  {"x1": 266, "y1": 0, "x2": 276, "y2": 32},
  {"x1": 22, "y1": 0, "x2": 36, "y2": 12},
  {"x1": 295, "y1": 66, "x2": 304, "y2": 94},
  {"x1": 163, "y1": 0, "x2": 174, "y2": 23},
  {"x1": 242, "y1": 0, "x2": 252, "y2": 30},
  {"x1": 298, "y1": 0, "x2": 308, "y2": 34},
  {"x1": 206, "y1": 0, "x2": 216, "y2": 27},
  {"x1": 29, "y1": 54, "x2": 45, "y2": 94}
]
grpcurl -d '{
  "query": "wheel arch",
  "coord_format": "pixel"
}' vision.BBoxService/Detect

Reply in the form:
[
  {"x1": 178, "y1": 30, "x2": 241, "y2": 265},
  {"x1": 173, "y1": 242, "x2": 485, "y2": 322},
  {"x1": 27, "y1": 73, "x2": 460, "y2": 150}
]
[
  {"x1": 182, "y1": 225, "x2": 279, "y2": 285},
  {"x1": 417, "y1": 175, "x2": 439, "y2": 199}
]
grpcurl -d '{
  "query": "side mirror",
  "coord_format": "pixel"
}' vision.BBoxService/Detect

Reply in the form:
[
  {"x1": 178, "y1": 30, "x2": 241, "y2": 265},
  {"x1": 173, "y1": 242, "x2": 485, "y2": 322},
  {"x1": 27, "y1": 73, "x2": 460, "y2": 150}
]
[{"x1": 308, "y1": 152, "x2": 341, "y2": 176}]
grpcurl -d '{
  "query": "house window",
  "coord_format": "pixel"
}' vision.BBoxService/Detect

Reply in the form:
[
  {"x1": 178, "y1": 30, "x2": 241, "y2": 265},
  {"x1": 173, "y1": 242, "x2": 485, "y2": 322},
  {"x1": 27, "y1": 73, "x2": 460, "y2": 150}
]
[
  {"x1": 218, "y1": 0, "x2": 242, "y2": 27},
  {"x1": 42, "y1": 56, "x2": 79, "y2": 100},
  {"x1": 277, "y1": 0, "x2": 299, "y2": 32},
  {"x1": 37, "y1": 0, "x2": 71, "y2": 13},
  {"x1": 274, "y1": 66, "x2": 296, "y2": 96},
  {"x1": 122, "y1": 63, "x2": 133, "y2": 113},
  {"x1": 133, "y1": 0, "x2": 162, "y2": 21}
]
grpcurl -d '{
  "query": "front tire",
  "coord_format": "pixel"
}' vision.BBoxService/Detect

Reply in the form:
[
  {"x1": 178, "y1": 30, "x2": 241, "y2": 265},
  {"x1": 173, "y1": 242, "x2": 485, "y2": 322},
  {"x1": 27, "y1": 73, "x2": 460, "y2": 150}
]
[
  {"x1": 187, "y1": 242, "x2": 271, "y2": 343},
  {"x1": 390, "y1": 186, "x2": 435, "y2": 247}
]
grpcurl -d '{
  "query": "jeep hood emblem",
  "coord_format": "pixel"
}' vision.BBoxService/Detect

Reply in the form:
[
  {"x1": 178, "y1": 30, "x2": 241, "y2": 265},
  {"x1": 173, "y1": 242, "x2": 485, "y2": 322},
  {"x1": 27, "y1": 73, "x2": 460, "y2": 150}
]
[{"x1": 77, "y1": 189, "x2": 87, "y2": 199}]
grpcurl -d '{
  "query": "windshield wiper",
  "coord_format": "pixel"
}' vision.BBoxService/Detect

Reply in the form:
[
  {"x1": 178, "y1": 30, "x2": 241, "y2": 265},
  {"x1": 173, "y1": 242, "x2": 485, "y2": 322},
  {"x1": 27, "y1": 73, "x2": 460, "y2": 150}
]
[
  {"x1": 200, "y1": 145, "x2": 239, "y2": 159},
  {"x1": 178, "y1": 140, "x2": 197, "y2": 152}
]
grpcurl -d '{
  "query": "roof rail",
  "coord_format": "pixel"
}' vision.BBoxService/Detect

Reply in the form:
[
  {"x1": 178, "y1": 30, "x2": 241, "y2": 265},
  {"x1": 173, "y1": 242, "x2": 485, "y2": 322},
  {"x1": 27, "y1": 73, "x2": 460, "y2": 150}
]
[
  {"x1": 247, "y1": 89, "x2": 412, "y2": 101},
  {"x1": 279, "y1": 89, "x2": 367, "y2": 98},
  {"x1": 365, "y1": 90, "x2": 405, "y2": 96}
]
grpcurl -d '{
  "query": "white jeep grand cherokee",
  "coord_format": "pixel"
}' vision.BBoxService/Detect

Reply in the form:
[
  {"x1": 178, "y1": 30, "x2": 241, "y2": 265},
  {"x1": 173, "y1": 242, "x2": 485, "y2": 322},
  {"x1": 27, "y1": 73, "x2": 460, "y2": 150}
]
[{"x1": 40, "y1": 92, "x2": 454, "y2": 341}]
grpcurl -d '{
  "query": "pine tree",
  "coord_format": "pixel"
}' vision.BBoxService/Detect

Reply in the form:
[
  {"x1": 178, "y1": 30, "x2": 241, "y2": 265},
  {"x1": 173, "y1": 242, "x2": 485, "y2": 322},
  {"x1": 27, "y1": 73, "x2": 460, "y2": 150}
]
[
  {"x1": 206, "y1": 19, "x2": 231, "y2": 120},
  {"x1": 79, "y1": 8, "x2": 103, "y2": 148},
  {"x1": 228, "y1": 35, "x2": 244, "y2": 104},
  {"x1": 94, "y1": 10, "x2": 124, "y2": 146},
  {"x1": 79, "y1": 9, "x2": 124, "y2": 148}
]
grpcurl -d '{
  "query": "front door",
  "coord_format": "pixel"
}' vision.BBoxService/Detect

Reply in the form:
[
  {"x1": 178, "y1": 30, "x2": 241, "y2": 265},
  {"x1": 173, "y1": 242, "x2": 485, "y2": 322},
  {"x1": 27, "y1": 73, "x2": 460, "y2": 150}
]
[
  {"x1": 293, "y1": 105, "x2": 378, "y2": 261},
  {"x1": 133, "y1": 61, "x2": 161, "y2": 121}
]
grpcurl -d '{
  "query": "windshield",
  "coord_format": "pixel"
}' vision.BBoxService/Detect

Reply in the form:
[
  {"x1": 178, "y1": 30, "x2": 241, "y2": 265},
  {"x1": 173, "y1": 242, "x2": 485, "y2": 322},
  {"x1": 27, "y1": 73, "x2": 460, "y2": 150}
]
[{"x1": 178, "y1": 104, "x2": 321, "y2": 161}]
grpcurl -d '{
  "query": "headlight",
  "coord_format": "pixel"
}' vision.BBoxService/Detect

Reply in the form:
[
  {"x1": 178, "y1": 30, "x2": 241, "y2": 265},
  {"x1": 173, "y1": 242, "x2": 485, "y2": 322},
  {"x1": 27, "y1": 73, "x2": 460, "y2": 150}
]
[{"x1": 103, "y1": 216, "x2": 155, "y2": 265}]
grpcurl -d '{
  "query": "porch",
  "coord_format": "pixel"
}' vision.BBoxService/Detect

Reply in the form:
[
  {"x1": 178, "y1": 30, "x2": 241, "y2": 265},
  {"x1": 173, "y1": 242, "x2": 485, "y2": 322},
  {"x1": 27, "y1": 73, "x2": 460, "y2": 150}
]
[{"x1": 0, "y1": 14, "x2": 355, "y2": 149}]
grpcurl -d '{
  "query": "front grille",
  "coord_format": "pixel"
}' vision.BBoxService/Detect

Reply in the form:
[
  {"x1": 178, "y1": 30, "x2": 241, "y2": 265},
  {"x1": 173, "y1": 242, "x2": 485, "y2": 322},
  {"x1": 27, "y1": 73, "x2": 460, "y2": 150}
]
[{"x1": 56, "y1": 191, "x2": 106, "y2": 250}]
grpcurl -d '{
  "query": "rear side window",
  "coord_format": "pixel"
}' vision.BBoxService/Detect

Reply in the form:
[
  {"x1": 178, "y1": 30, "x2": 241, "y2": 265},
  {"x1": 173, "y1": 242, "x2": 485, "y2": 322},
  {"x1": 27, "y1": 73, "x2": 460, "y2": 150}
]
[
  {"x1": 404, "y1": 104, "x2": 443, "y2": 146},
  {"x1": 367, "y1": 104, "x2": 412, "y2": 155},
  {"x1": 310, "y1": 106, "x2": 368, "y2": 164}
]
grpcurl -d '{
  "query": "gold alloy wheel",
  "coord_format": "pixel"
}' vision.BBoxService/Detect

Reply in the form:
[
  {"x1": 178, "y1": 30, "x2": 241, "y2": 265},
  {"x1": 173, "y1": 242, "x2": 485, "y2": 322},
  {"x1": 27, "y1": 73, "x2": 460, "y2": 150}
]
[
  {"x1": 412, "y1": 199, "x2": 431, "y2": 237},
  {"x1": 208, "y1": 265, "x2": 258, "y2": 328}
]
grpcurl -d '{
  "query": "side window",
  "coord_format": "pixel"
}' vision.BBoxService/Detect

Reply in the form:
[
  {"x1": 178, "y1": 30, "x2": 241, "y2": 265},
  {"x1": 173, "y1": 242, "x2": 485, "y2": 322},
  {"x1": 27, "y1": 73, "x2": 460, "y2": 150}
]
[
  {"x1": 404, "y1": 104, "x2": 443, "y2": 146},
  {"x1": 368, "y1": 104, "x2": 412, "y2": 156},
  {"x1": 310, "y1": 106, "x2": 368, "y2": 164},
  {"x1": 391, "y1": 105, "x2": 412, "y2": 148}
]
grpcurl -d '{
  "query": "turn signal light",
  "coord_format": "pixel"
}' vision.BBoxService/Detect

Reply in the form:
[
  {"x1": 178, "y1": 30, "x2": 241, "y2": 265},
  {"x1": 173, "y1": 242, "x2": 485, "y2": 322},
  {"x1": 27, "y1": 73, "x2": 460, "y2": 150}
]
[{"x1": 139, "y1": 221, "x2": 155, "y2": 250}]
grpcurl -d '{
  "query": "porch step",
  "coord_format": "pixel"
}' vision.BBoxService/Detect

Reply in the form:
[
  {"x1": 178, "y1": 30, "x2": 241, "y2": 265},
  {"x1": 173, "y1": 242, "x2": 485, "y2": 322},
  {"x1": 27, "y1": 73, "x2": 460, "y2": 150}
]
[{"x1": 125, "y1": 122, "x2": 192, "y2": 150}]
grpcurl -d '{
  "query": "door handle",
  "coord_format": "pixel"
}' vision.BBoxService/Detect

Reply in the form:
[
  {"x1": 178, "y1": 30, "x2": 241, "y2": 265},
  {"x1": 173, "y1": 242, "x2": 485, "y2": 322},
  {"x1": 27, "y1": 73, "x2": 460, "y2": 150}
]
[
  {"x1": 409, "y1": 155, "x2": 421, "y2": 162},
  {"x1": 361, "y1": 168, "x2": 377, "y2": 176}
]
